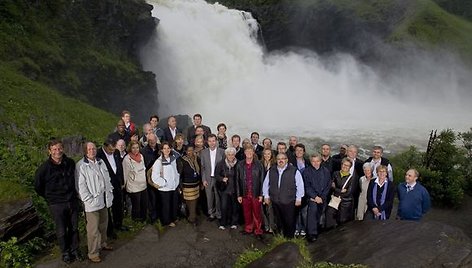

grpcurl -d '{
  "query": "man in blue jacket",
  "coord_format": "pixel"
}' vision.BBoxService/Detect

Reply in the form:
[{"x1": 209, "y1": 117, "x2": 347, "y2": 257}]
[
  {"x1": 303, "y1": 155, "x2": 331, "y2": 242},
  {"x1": 397, "y1": 169, "x2": 431, "y2": 221}
]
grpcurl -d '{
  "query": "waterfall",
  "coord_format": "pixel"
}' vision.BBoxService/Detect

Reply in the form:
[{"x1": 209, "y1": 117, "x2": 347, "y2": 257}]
[{"x1": 140, "y1": 0, "x2": 471, "y2": 144}]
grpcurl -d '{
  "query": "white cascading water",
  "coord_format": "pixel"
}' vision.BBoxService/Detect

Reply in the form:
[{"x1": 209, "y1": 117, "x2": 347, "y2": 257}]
[{"x1": 140, "y1": 0, "x2": 472, "y2": 147}]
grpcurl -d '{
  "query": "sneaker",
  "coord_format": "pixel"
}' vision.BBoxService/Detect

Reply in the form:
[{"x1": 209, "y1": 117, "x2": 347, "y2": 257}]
[
  {"x1": 89, "y1": 256, "x2": 101, "y2": 263},
  {"x1": 218, "y1": 226, "x2": 226, "y2": 230},
  {"x1": 300, "y1": 230, "x2": 306, "y2": 236},
  {"x1": 169, "y1": 222, "x2": 176, "y2": 227},
  {"x1": 295, "y1": 230, "x2": 300, "y2": 236},
  {"x1": 230, "y1": 225, "x2": 238, "y2": 229},
  {"x1": 71, "y1": 251, "x2": 84, "y2": 262},
  {"x1": 62, "y1": 253, "x2": 72, "y2": 264}
]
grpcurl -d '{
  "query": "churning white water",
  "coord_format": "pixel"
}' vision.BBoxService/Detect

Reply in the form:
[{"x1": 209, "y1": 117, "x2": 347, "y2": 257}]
[{"x1": 140, "y1": 0, "x2": 471, "y2": 149}]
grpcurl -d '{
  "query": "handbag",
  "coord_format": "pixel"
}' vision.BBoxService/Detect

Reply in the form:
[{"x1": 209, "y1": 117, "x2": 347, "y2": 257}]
[{"x1": 328, "y1": 173, "x2": 353, "y2": 210}]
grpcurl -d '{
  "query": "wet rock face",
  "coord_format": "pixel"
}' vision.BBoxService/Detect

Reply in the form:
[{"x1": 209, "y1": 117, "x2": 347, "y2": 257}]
[
  {"x1": 0, "y1": 199, "x2": 42, "y2": 242},
  {"x1": 310, "y1": 220, "x2": 472, "y2": 268},
  {"x1": 248, "y1": 242, "x2": 302, "y2": 268}
]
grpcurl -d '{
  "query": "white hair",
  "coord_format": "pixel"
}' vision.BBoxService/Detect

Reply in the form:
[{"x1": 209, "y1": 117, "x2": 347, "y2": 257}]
[{"x1": 225, "y1": 147, "x2": 236, "y2": 155}]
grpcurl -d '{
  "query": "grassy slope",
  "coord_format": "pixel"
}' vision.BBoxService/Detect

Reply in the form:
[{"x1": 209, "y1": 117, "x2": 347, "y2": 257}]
[
  {"x1": 0, "y1": 65, "x2": 117, "y2": 203},
  {"x1": 390, "y1": 0, "x2": 472, "y2": 59}
]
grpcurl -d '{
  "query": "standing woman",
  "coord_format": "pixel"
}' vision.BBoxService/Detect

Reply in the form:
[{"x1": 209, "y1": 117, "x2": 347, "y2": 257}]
[
  {"x1": 356, "y1": 163, "x2": 374, "y2": 220},
  {"x1": 366, "y1": 165, "x2": 395, "y2": 220},
  {"x1": 261, "y1": 148, "x2": 276, "y2": 233},
  {"x1": 173, "y1": 133, "x2": 187, "y2": 157},
  {"x1": 325, "y1": 158, "x2": 358, "y2": 228},
  {"x1": 76, "y1": 142, "x2": 114, "y2": 263},
  {"x1": 152, "y1": 142, "x2": 180, "y2": 227},
  {"x1": 216, "y1": 123, "x2": 228, "y2": 149},
  {"x1": 123, "y1": 141, "x2": 148, "y2": 222},
  {"x1": 177, "y1": 145, "x2": 201, "y2": 225},
  {"x1": 215, "y1": 147, "x2": 239, "y2": 230}
]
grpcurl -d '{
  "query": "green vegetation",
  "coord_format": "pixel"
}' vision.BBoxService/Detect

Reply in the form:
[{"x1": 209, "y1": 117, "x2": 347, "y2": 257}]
[
  {"x1": 390, "y1": 0, "x2": 472, "y2": 59},
  {"x1": 234, "y1": 235, "x2": 365, "y2": 268},
  {"x1": 0, "y1": 0, "x2": 157, "y2": 119},
  {"x1": 391, "y1": 129, "x2": 471, "y2": 207},
  {"x1": 0, "y1": 237, "x2": 47, "y2": 268}
]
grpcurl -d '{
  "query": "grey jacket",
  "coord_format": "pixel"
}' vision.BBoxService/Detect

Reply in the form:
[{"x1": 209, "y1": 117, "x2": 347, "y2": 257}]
[
  {"x1": 200, "y1": 147, "x2": 225, "y2": 183},
  {"x1": 76, "y1": 157, "x2": 114, "y2": 212}
]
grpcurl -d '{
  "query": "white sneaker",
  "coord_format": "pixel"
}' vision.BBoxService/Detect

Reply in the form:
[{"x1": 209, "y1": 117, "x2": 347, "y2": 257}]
[
  {"x1": 218, "y1": 226, "x2": 226, "y2": 230},
  {"x1": 230, "y1": 225, "x2": 238, "y2": 229},
  {"x1": 300, "y1": 230, "x2": 306, "y2": 236}
]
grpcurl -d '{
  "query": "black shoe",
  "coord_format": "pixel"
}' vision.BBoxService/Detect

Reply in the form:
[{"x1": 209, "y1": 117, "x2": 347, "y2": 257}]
[
  {"x1": 108, "y1": 232, "x2": 118, "y2": 240},
  {"x1": 255, "y1": 234, "x2": 264, "y2": 240},
  {"x1": 207, "y1": 216, "x2": 216, "y2": 222},
  {"x1": 116, "y1": 225, "x2": 129, "y2": 232},
  {"x1": 306, "y1": 235, "x2": 318, "y2": 243},
  {"x1": 62, "y1": 253, "x2": 72, "y2": 264},
  {"x1": 240, "y1": 230, "x2": 252, "y2": 235},
  {"x1": 71, "y1": 251, "x2": 84, "y2": 262}
]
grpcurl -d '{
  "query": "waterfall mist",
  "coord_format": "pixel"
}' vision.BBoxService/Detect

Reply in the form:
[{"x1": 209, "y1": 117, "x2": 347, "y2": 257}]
[{"x1": 140, "y1": 0, "x2": 472, "y2": 148}]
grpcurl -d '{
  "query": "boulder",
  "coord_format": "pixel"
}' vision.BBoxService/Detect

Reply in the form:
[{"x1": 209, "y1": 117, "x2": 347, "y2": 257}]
[
  {"x1": 248, "y1": 242, "x2": 302, "y2": 268},
  {"x1": 0, "y1": 198, "x2": 42, "y2": 242},
  {"x1": 310, "y1": 220, "x2": 472, "y2": 268}
]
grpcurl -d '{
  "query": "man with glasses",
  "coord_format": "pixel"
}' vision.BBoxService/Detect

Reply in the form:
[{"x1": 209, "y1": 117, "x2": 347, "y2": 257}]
[{"x1": 262, "y1": 153, "x2": 304, "y2": 238}]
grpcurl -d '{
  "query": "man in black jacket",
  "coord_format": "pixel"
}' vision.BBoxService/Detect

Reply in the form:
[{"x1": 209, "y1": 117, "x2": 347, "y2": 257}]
[
  {"x1": 35, "y1": 139, "x2": 82, "y2": 264},
  {"x1": 250, "y1": 132, "x2": 264, "y2": 160},
  {"x1": 187, "y1": 113, "x2": 212, "y2": 144},
  {"x1": 108, "y1": 119, "x2": 130, "y2": 145},
  {"x1": 96, "y1": 138, "x2": 126, "y2": 236},
  {"x1": 162, "y1": 115, "x2": 182, "y2": 142},
  {"x1": 141, "y1": 133, "x2": 160, "y2": 223}
]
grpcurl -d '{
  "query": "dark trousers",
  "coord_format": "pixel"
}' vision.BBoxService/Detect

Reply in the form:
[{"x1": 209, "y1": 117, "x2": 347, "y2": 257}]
[
  {"x1": 107, "y1": 183, "x2": 124, "y2": 235},
  {"x1": 242, "y1": 195, "x2": 263, "y2": 235},
  {"x1": 306, "y1": 200, "x2": 323, "y2": 236},
  {"x1": 272, "y1": 202, "x2": 297, "y2": 238},
  {"x1": 159, "y1": 190, "x2": 178, "y2": 225},
  {"x1": 129, "y1": 189, "x2": 148, "y2": 222},
  {"x1": 49, "y1": 201, "x2": 79, "y2": 255},
  {"x1": 147, "y1": 185, "x2": 159, "y2": 223},
  {"x1": 219, "y1": 192, "x2": 239, "y2": 226},
  {"x1": 263, "y1": 202, "x2": 276, "y2": 231},
  {"x1": 325, "y1": 200, "x2": 354, "y2": 228}
]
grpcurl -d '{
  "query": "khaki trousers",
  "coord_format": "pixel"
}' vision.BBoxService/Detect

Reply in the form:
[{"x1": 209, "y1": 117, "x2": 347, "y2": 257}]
[{"x1": 85, "y1": 207, "x2": 108, "y2": 259}]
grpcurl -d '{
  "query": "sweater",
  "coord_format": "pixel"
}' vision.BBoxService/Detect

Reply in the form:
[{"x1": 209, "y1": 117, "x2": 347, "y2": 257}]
[
  {"x1": 34, "y1": 156, "x2": 77, "y2": 204},
  {"x1": 397, "y1": 182, "x2": 431, "y2": 221},
  {"x1": 151, "y1": 156, "x2": 180, "y2": 191},
  {"x1": 122, "y1": 154, "x2": 147, "y2": 193}
]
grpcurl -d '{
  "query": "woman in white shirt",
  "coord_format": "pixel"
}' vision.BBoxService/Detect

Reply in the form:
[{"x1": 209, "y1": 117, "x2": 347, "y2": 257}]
[
  {"x1": 356, "y1": 163, "x2": 373, "y2": 220},
  {"x1": 123, "y1": 140, "x2": 147, "y2": 222},
  {"x1": 152, "y1": 142, "x2": 180, "y2": 227}
]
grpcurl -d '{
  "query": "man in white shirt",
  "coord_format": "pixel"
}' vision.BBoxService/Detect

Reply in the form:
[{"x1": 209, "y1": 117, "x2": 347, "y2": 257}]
[{"x1": 200, "y1": 134, "x2": 225, "y2": 220}]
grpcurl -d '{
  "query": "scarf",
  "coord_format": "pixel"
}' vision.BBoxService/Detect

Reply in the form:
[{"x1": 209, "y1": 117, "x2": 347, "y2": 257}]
[
  {"x1": 129, "y1": 152, "x2": 142, "y2": 163},
  {"x1": 340, "y1": 170, "x2": 350, "y2": 177},
  {"x1": 373, "y1": 179, "x2": 388, "y2": 220},
  {"x1": 182, "y1": 155, "x2": 200, "y2": 174},
  {"x1": 225, "y1": 158, "x2": 237, "y2": 169}
]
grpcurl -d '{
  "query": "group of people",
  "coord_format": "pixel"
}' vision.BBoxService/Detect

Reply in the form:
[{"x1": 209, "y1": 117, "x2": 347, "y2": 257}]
[{"x1": 34, "y1": 111, "x2": 431, "y2": 264}]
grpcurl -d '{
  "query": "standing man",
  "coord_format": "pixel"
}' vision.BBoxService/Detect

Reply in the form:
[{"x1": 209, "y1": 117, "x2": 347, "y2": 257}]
[
  {"x1": 163, "y1": 115, "x2": 182, "y2": 142},
  {"x1": 201, "y1": 134, "x2": 225, "y2": 221},
  {"x1": 276, "y1": 142, "x2": 288, "y2": 155},
  {"x1": 303, "y1": 155, "x2": 331, "y2": 242},
  {"x1": 121, "y1": 110, "x2": 137, "y2": 139},
  {"x1": 35, "y1": 139, "x2": 81, "y2": 264},
  {"x1": 250, "y1": 132, "x2": 264, "y2": 160},
  {"x1": 149, "y1": 115, "x2": 165, "y2": 143},
  {"x1": 76, "y1": 142, "x2": 114, "y2": 263},
  {"x1": 108, "y1": 120, "x2": 130, "y2": 145},
  {"x1": 236, "y1": 146, "x2": 265, "y2": 238},
  {"x1": 187, "y1": 113, "x2": 212, "y2": 144},
  {"x1": 332, "y1": 144, "x2": 347, "y2": 172},
  {"x1": 96, "y1": 138, "x2": 126, "y2": 237},
  {"x1": 287, "y1": 136, "x2": 298, "y2": 160},
  {"x1": 231, "y1": 134, "x2": 244, "y2": 161},
  {"x1": 141, "y1": 133, "x2": 161, "y2": 224},
  {"x1": 397, "y1": 169, "x2": 431, "y2": 221},
  {"x1": 263, "y1": 153, "x2": 305, "y2": 238},
  {"x1": 365, "y1": 146, "x2": 394, "y2": 180},
  {"x1": 320, "y1": 144, "x2": 334, "y2": 175},
  {"x1": 347, "y1": 145, "x2": 364, "y2": 178}
]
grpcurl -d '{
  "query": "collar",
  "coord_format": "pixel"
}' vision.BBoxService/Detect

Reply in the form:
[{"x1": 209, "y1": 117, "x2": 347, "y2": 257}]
[
  {"x1": 375, "y1": 178, "x2": 387, "y2": 187},
  {"x1": 406, "y1": 182, "x2": 417, "y2": 188},
  {"x1": 277, "y1": 164, "x2": 288, "y2": 172}
]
